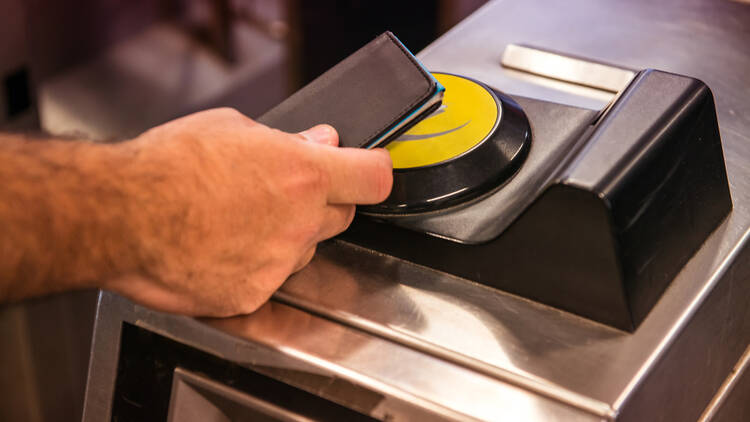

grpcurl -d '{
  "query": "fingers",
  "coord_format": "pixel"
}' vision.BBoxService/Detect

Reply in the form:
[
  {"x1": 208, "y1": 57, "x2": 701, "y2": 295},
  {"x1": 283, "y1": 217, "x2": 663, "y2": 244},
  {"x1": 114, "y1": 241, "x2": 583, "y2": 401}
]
[
  {"x1": 318, "y1": 147, "x2": 394, "y2": 204},
  {"x1": 292, "y1": 204, "x2": 354, "y2": 274},
  {"x1": 298, "y1": 124, "x2": 339, "y2": 146},
  {"x1": 281, "y1": 124, "x2": 392, "y2": 204},
  {"x1": 293, "y1": 246, "x2": 316, "y2": 273},
  {"x1": 265, "y1": 123, "x2": 391, "y2": 204},
  {"x1": 317, "y1": 204, "x2": 356, "y2": 241}
]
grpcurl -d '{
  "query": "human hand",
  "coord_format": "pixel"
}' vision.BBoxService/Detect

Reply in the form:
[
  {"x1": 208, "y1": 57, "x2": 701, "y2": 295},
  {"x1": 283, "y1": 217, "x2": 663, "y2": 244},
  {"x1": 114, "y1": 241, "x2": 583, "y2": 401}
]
[
  {"x1": 104, "y1": 108, "x2": 392, "y2": 317},
  {"x1": 206, "y1": 249, "x2": 365, "y2": 357}
]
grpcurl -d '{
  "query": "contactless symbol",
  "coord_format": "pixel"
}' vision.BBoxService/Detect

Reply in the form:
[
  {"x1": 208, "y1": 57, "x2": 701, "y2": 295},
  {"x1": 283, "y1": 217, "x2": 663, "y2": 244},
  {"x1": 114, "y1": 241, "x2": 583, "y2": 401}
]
[
  {"x1": 386, "y1": 73, "x2": 500, "y2": 169},
  {"x1": 397, "y1": 116, "x2": 471, "y2": 141}
]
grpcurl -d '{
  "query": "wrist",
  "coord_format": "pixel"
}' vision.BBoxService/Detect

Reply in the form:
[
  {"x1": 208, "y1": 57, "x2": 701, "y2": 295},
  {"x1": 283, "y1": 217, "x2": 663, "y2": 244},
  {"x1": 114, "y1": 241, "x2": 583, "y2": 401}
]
[
  {"x1": 94, "y1": 136, "x2": 189, "y2": 292},
  {"x1": 62, "y1": 140, "x2": 146, "y2": 291}
]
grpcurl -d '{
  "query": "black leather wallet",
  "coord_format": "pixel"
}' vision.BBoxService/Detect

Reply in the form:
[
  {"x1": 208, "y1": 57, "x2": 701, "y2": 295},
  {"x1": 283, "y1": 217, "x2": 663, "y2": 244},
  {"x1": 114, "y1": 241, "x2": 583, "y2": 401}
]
[{"x1": 258, "y1": 31, "x2": 444, "y2": 149}]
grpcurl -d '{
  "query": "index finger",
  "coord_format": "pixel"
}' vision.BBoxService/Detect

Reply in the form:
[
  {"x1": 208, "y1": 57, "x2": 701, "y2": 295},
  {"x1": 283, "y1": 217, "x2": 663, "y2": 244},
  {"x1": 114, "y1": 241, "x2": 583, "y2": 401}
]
[{"x1": 317, "y1": 147, "x2": 394, "y2": 204}]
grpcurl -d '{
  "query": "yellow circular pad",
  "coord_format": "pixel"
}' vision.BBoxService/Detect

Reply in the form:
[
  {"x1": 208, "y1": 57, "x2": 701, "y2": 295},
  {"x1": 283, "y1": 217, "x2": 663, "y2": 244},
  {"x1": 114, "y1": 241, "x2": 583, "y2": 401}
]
[{"x1": 386, "y1": 73, "x2": 499, "y2": 169}]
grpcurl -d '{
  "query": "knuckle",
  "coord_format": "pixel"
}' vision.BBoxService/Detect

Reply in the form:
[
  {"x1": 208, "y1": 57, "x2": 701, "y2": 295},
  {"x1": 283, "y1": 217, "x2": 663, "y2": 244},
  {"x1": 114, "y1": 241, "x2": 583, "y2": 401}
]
[
  {"x1": 278, "y1": 154, "x2": 328, "y2": 202},
  {"x1": 265, "y1": 127, "x2": 287, "y2": 138},
  {"x1": 213, "y1": 107, "x2": 242, "y2": 118},
  {"x1": 238, "y1": 296, "x2": 264, "y2": 314},
  {"x1": 236, "y1": 271, "x2": 283, "y2": 314},
  {"x1": 209, "y1": 107, "x2": 258, "y2": 129},
  {"x1": 292, "y1": 131, "x2": 309, "y2": 143},
  {"x1": 304, "y1": 160, "x2": 331, "y2": 194}
]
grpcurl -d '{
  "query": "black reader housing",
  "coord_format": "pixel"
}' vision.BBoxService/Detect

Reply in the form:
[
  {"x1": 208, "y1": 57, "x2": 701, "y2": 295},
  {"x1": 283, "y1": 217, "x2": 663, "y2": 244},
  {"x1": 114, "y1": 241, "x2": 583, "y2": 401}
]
[{"x1": 342, "y1": 70, "x2": 732, "y2": 331}]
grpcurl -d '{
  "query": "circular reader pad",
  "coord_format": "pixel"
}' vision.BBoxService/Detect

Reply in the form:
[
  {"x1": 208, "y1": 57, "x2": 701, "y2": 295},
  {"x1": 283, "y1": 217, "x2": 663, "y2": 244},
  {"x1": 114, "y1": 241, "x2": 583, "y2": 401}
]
[{"x1": 361, "y1": 73, "x2": 531, "y2": 215}]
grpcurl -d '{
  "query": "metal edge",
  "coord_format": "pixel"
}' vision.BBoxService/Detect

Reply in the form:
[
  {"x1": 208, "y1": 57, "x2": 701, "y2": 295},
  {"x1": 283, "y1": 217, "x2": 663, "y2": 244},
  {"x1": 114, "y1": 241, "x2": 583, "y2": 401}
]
[
  {"x1": 132, "y1": 307, "x2": 484, "y2": 422},
  {"x1": 107, "y1": 291, "x2": 608, "y2": 421},
  {"x1": 273, "y1": 289, "x2": 616, "y2": 420},
  {"x1": 612, "y1": 226, "x2": 750, "y2": 410},
  {"x1": 500, "y1": 44, "x2": 636, "y2": 93},
  {"x1": 698, "y1": 344, "x2": 750, "y2": 421},
  {"x1": 81, "y1": 291, "x2": 127, "y2": 421}
]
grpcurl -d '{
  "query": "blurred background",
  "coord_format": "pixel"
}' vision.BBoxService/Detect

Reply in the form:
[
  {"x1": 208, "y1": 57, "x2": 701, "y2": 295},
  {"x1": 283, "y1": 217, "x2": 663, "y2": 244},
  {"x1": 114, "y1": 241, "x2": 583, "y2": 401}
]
[{"x1": 0, "y1": 1, "x2": 486, "y2": 421}]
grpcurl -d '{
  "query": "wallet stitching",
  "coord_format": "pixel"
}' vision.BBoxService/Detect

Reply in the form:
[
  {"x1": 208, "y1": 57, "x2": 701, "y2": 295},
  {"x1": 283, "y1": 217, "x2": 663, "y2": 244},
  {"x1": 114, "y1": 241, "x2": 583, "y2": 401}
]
[{"x1": 361, "y1": 32, "x2": 435, "y2": 146}]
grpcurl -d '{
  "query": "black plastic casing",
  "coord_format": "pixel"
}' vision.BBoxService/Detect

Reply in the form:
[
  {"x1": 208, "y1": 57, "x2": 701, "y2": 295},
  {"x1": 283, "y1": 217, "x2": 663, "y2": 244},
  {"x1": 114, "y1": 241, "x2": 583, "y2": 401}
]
[
  {"x1": 361, "y1": 86, "x2": 531, "y2": 214},
  {"x1": 342, "y1": 70, "x2": 732, "y2": 331}
]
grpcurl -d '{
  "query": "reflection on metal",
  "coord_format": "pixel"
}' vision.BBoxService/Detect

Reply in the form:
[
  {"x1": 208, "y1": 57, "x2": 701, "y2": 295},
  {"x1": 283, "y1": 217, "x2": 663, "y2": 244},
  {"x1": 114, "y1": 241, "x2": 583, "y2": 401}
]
[
  {"x1": 84, "y1": 292, "x2": 603, "y2": 421},
  {"x1": 501, "y1": 44, "x2": 636, "y2": 93},
  {"x1": 501, "y1": 68, "x2": 616, "y2": 104},
  {"x1": 273, "y1": 255, "x2": 617, "y2": 419},
  {"x1": 698, "y1": 345, "x2": 750, "y2": 421},
  {"x1": 168, "y1": 368, "x2": 313, "y2": 422}
]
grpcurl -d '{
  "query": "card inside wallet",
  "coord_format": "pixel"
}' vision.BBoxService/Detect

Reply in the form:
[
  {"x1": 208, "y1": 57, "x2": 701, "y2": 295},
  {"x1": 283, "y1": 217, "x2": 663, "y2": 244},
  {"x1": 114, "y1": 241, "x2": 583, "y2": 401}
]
[{"x1": 258, "y1": 31, "x2": 444, "y2": 149}]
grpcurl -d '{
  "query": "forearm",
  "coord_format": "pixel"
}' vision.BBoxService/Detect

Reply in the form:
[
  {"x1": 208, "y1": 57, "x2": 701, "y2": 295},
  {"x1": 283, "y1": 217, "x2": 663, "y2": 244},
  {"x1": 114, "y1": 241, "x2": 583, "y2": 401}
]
[
  {"x1": 0, "y1": 108, "x2": 391, "y2": 316},
  {"x1": 0, "y1": 135, "x2": 142, "y2": 301}
]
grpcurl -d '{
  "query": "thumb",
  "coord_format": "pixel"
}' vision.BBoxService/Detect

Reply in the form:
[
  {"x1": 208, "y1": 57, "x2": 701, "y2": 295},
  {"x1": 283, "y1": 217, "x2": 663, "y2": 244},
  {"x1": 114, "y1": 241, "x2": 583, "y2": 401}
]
[{"x1": 298, "y1": 124, "x2": 339, "y2": 146}]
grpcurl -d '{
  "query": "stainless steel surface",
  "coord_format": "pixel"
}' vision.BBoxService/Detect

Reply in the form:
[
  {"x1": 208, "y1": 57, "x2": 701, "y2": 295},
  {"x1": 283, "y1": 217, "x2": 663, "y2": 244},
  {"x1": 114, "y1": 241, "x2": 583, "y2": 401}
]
[
  {"x1": 699, "y1": 345, "x2": 750, "y2": 421},
  {"x1": 276, "y1": 242, "x2": 618, "y2": 415},
  {"x1": 0, "y1": 290, "x2": 98, "y2": 422},
  {"x1": 84, "y1": 292, "x2": 603, "y2": 421},
  {"x1": 500, "y1": 44, "x2": 635, "y2": 93},
  {"x1": 83, "y1": 1, "x2": 750, "y2": 420},
  {"x1": 168, "y1": 368, "x2": 314, "y2": 422},
  {"x1": 278, "y1": 221, "x2": 749, "y2": 414}
]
